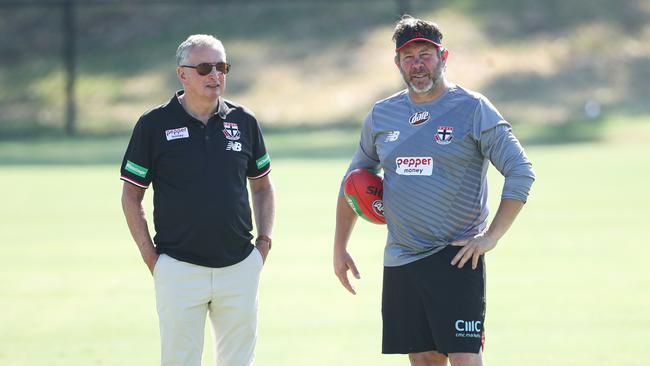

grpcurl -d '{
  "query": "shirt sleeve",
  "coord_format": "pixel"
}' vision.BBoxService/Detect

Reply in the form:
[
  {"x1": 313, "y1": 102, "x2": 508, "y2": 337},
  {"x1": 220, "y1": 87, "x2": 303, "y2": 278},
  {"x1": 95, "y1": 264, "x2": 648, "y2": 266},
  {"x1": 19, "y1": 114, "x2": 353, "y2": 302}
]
[
  {"x1": 247, "y1": 118, "x2": 271, "y2": 179},
  {"x1": 338, "y1": 109, "x2": 381, "y2": 198},
  {"x1": 120, "y1": 118, "x2": 154, "y2": 188},
  {"x1": 474, "y1": 97, "x2": 536, "y2": 202}
]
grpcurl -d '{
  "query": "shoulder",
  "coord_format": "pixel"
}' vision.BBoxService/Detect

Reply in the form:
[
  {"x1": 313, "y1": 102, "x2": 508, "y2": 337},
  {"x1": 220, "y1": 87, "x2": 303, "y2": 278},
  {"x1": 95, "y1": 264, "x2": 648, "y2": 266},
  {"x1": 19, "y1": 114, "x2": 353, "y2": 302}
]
[
  {"x1": 449, "y1": 85, "x2": 508, "y2": 135},
  {"x1": 223, "y1": 99, "x2": 257, "y2": 120},
  {"x1": 375, "y1": 89, "x2": 409, "y2": 108},
  {"x1": 447, "y1": 84, "x2": 496, "y2": 110},
  {"x1": 371, "y1": 89, "x2": 409, "y2": 115},
  {"x1": 137, "y1": 98, "x2": 178, "y2": 129},
  {"x1": 448, "y1": 84, "x2": 481, "y2": 102}
]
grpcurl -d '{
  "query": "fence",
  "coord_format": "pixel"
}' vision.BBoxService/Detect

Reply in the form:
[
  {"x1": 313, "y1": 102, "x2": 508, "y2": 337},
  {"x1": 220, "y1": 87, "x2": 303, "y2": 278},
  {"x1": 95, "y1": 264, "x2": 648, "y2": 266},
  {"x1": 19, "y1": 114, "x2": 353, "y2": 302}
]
[{"x1": 0, "y1": 0, "x2": 415, "y2": 136}]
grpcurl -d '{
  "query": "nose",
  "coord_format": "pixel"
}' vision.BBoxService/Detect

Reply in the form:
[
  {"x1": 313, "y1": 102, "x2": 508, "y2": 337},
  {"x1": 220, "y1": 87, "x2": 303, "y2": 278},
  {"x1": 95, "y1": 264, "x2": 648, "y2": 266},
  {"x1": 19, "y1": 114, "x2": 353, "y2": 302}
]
[
  {"x1": 207, "y1": 67, "x2": 224, "y2": 78},
  {"x1": 411, "y1": 56, "x2": 427, "y2": 66}
]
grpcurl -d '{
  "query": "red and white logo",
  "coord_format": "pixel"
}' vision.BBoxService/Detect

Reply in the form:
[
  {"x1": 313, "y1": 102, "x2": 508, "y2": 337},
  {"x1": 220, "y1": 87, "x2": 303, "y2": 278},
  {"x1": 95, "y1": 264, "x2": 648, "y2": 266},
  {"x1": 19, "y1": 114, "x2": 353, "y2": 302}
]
[
  {"x1": 223, "y1": 122, "x2": 241, "y2": 141},
  {"x1": 165, "y1": 127, "x2": 189, "y2": 141},
  {"x1": 435, "y1": 126, "x2": 454, "y2": 145},
  {"x1": 395, "y1": 156, "x2": 433, "y2": 176},
  {"x1": 409, "y1": 111, "x2": 430, "y2": 126}
]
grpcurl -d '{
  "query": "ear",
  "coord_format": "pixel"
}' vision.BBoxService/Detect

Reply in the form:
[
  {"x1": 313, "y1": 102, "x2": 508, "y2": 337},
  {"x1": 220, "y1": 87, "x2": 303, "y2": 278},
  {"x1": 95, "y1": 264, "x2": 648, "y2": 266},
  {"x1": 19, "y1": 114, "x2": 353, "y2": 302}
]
[
  {"x1": 394, "y1": 54, "x2": 400, "y2": 68},
  {"x1": 441, "y1": 48, "x2": 449, "y2": 63},
  {"x1": 176, "y1": 66, "x2": 187, "y2": 84}
]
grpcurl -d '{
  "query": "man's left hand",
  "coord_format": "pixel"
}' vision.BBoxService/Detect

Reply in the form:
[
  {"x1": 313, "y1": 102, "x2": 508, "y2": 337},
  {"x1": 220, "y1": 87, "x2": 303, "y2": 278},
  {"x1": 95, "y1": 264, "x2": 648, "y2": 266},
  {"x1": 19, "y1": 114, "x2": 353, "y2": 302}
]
[{"x1": 450, "y1": 233, "x2": 498, "y2": 270}]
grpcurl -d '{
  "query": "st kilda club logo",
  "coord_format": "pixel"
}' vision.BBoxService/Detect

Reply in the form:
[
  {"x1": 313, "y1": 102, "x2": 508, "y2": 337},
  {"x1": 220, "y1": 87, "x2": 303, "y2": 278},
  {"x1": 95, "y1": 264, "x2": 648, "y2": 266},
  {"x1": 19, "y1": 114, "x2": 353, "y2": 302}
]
[
  {"x1": 223, "y1": 122, "x2": 241, "y2": 141},
  {"x1": 409, "y1": 111, "x2": 430, "y2": 126},
  {"x1": 435, "y1": 125, "x2": 454, "y2": 145},
  {"x1": 366, "y1": 185, "x2": 385, "y2": 217}
]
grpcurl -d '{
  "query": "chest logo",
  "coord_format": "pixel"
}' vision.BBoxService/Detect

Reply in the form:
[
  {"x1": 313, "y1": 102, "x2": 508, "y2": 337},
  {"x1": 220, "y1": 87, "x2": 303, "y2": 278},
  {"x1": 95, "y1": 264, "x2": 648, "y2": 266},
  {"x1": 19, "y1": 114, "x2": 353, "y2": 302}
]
[
  {"x1": 223, "y1": 122, "x2": 241, "y2": 141},
  {"x1": 395, "y1": 157, "x2": 433, "y2": 176},
  {"x1": 226, "y1": 141, "x2": 242, "y2": 151},
  {"x1": 409, "y1": 111, "x2": 430, "y2": 126},
  {"x1": 385, "y1": 131, "x2": 400, "y2": 142},
  {"x1": 165, "y1": 127, "x2": 189, "y2": 141},
  {"x1": 435, "y1": 126, "x2": 454, "y2": 145}
]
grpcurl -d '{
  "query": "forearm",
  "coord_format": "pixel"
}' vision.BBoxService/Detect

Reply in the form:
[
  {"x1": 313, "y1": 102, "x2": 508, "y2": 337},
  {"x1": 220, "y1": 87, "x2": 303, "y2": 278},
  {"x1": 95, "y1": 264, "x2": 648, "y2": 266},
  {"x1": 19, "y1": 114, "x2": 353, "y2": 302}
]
[
  {"x1": 121, "y1": 185, "x2": 157, "y2": 267},
  {"x1": 252, "y1": 183, "x2": 275, "y2": 237},
  {"x1": 334, "y1": 196, "x2": 358, "y2": 253},
  {"x1": 485, "y1": 198, "x2": 525, "y2": 241}
]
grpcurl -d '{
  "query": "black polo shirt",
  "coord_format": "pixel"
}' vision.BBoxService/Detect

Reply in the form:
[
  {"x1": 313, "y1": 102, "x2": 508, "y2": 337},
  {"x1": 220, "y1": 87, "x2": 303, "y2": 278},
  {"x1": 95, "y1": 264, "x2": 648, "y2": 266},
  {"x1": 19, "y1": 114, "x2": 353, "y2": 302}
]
[{"x1": 120, "y1": 91, "x2": 271, "y2": 267}]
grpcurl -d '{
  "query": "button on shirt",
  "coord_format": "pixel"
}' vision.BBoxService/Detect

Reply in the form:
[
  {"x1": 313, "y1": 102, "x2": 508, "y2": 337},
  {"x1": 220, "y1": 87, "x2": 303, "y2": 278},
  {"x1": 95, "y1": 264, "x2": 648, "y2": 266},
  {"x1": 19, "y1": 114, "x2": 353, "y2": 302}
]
[{"x1": 120, "y1": 91, "x2": 272, "y2": 267}]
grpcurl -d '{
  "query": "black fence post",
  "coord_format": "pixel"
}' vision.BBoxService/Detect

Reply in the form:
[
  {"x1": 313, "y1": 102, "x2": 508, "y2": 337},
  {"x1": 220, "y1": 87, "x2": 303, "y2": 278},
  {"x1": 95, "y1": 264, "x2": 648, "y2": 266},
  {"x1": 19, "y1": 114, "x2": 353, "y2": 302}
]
[{"x1": 63, "y1": 0, "x2": 76, "y2": 136}]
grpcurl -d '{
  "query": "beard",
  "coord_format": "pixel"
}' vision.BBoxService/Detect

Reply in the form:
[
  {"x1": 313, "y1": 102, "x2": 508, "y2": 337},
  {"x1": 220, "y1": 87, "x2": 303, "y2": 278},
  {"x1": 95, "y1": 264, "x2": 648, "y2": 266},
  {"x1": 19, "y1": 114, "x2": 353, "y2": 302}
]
[{"x1": 401, "y1": 61, "x2": 444, "y2": 94}]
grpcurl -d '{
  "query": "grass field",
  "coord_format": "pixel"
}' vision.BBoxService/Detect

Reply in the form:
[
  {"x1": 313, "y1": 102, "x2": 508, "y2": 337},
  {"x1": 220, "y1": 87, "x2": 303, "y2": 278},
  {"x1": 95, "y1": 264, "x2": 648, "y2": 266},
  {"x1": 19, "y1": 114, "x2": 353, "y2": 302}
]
[{"x1": 0, "y1": 119, "x2": 649, "y2": 365}]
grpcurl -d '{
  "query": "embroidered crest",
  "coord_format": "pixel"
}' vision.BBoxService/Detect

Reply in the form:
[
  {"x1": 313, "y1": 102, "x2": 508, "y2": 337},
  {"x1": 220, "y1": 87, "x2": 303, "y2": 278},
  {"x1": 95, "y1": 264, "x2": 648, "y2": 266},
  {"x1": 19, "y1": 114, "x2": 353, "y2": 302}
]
[
  {"x1": 223, "y1": 122, "x2": 241, "y2": 141},
  {"x1": 434, "y1": 126, "x2": 454, "y2": 145}
]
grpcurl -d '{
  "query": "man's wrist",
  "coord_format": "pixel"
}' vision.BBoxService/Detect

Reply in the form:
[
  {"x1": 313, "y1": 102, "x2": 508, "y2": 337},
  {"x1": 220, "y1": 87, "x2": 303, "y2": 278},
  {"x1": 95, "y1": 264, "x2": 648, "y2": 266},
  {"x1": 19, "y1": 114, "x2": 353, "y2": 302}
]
[{"x1": 255, "y1": 235, "x2": 272, "y2": 249}]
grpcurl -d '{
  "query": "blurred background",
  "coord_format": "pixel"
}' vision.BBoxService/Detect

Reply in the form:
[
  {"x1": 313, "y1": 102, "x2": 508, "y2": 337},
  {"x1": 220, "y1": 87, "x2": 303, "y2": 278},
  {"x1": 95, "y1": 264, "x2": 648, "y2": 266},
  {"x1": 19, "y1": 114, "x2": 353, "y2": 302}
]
[
  {"x1": 1, "y1": 1, "x2": 649, "y2": 365},
  {"x1": 2, "y1": 0, "x2": 649, "y2": 139}
]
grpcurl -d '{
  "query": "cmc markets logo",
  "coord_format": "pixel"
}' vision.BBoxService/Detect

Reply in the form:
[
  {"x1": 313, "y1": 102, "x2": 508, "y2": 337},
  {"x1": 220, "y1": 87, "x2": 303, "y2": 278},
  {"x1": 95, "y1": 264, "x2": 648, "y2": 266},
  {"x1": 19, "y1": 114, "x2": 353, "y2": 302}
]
[
  {"x1": 409, "y1": 111, "x2": 430, "y2": 126},
  {"x1": 454, "y1": 320, "x2": 482, "y2": 338}
]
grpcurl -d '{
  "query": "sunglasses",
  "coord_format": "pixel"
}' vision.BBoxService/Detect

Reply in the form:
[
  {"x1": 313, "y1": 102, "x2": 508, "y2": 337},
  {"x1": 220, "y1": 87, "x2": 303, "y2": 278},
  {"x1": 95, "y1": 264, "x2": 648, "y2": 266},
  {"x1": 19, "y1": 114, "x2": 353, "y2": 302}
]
[{"x1": 181, "y1": 62, "x2": 231, "y2": 76}]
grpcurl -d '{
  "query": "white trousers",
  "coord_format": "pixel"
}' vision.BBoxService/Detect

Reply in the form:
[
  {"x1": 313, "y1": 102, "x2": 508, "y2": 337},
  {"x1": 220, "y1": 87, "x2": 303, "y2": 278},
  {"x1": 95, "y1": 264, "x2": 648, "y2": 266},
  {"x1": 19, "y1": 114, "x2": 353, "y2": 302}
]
[{"x1": 153, "y1": 248, "x2": 263, "y2": 366}]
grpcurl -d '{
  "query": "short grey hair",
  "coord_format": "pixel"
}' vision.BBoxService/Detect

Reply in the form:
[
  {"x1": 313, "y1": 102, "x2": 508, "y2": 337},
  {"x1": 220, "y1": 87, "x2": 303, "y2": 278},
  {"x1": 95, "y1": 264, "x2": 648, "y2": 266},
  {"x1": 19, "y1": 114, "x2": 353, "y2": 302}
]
[{"x1": 175, "y1": 34, "x2": 226, "y2": 66}]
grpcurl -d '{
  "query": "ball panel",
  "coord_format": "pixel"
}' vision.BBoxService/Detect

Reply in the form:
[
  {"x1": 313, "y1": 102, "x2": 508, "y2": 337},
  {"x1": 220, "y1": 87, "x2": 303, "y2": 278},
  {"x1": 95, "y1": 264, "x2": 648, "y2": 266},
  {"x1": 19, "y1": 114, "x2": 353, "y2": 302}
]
[
  {"x1": 343, "y1": 168, "x2": 386, "y2": 225},
  {"x1": 345, "y1": 195, "x2": 372, "y2": 222}
]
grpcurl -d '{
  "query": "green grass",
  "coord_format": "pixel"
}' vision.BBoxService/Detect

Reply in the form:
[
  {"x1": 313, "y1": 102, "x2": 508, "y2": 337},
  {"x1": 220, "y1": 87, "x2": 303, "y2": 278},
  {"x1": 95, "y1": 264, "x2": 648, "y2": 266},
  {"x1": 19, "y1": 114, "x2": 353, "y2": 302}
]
[{"x1": 0, "y1": 120, "x2": 649, "y2": 365}]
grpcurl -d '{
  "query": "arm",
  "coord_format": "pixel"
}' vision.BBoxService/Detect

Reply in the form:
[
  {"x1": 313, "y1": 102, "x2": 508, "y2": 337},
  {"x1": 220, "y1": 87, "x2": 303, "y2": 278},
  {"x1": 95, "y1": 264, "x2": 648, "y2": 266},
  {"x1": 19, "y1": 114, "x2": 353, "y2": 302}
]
[
  {"x1": 332, "y1": 109, "x2": 380, "y2": 294},
  {"x1": 121, "y1": 182, "x2": 158, "y2": 274},
  {"x1": 452, "y1": 102, "x2": 535, "y2": 269},
  {"x1": 333, "y1": 196, "x2": 361, "y2": 295},
  {"x1": 249, "y1": 175, "x2": 275, "y2": 263},
  {"x1": 451, "y1": 198, "x2": 524, "y2": 269}
]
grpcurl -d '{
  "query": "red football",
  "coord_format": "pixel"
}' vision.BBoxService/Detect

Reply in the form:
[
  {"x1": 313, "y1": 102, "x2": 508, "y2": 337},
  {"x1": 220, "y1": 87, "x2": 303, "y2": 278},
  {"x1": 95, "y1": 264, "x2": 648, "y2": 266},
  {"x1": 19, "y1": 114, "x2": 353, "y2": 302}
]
[{"x1": 343, "y1": 168, "x2": 386, "y2": 225}]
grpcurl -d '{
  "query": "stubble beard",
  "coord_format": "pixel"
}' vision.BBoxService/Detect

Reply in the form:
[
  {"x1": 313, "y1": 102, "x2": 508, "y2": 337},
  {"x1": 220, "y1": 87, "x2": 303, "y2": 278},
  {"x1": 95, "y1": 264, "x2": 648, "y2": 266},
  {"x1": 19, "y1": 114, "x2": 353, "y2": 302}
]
[{"x1": 401, "y1": 62, "x2": 444, "y2": 94}]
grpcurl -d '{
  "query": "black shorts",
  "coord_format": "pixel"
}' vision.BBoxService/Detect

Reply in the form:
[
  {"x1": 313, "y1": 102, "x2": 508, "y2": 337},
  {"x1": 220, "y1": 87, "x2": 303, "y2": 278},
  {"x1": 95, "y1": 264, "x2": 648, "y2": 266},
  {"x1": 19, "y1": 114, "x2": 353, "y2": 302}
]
[{"x1": 382, "y1": 245, "x2": 486, "y2": 355}]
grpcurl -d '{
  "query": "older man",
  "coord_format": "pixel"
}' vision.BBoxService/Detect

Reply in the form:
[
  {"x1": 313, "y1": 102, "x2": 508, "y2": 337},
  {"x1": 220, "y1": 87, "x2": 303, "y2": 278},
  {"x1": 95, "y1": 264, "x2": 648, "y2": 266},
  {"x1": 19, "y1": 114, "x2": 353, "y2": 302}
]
[{"x1": 121, "y1": 34, "x2": 274, "y2": 366}]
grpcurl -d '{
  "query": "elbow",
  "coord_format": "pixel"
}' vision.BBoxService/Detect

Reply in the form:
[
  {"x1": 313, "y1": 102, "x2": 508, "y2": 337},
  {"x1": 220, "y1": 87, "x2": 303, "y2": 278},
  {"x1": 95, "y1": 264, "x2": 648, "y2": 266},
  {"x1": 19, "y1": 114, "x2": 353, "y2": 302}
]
[{"x1": 502, "y1": 174, "x2": 535, "y2": 203}]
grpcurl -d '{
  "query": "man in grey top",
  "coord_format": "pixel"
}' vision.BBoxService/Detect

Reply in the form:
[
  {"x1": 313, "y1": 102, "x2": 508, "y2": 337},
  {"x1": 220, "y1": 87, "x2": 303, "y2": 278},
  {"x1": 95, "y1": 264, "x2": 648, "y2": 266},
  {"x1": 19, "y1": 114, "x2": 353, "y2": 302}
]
[{"x1": 333, "y1": 15, "x2": 535, "y2": 366}]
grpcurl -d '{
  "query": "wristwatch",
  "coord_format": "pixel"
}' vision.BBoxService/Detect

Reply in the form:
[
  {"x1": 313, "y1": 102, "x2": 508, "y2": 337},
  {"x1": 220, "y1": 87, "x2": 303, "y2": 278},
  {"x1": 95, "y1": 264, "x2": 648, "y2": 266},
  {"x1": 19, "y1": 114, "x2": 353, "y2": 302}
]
[{"x1": 255, "y1": 235, "x2": 272, "y2": 250}]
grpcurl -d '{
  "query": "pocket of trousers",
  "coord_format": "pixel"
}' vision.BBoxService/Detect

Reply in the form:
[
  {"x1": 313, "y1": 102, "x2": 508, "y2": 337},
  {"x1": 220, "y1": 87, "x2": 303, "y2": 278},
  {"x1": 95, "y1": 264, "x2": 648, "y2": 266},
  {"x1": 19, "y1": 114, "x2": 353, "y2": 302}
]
[
  {"x1": 253, "y1": 247, "x2": 264, "y2": 268},
  {"x1": 153, "y1": 253, "x2": 167, "y2": 278}
]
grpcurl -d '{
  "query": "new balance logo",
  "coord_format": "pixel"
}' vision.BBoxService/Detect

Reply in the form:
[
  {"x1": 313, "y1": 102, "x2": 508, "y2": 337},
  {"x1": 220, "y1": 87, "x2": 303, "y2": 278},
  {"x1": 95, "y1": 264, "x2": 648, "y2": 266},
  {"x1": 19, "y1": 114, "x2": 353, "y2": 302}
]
[
  {"x1": 385, "y1": 131, "x2": 400, "y2": 142},
  {"x1": 226, "y1": 141, "x2": 242, "y2": 151}
]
